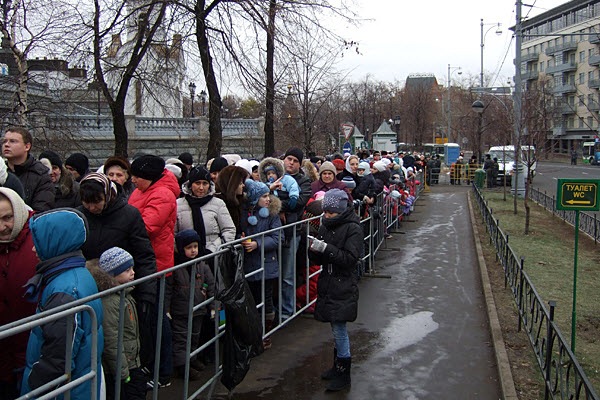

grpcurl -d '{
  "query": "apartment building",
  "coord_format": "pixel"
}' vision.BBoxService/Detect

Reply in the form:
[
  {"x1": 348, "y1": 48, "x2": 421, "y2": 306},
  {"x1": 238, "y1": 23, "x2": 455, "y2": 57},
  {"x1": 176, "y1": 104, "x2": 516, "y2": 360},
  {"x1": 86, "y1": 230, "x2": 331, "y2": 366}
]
[{"x1": 521, "y1": 0, "x2": 600, "y2": 153}]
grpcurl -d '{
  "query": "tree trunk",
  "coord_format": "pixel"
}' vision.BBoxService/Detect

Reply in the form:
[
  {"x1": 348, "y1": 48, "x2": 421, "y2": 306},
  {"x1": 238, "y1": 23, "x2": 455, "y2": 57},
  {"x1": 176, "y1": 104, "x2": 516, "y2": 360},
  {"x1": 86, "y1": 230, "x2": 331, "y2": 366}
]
[
  {"x1": 264, "y1": 0, "x2": 276, "y2": 158},
  {"x1": 112, "y1": 106, "x2": 128, "y2": 157},
  {"x1": 196, "y1": 4, "x2": 222, "y2": 160}
]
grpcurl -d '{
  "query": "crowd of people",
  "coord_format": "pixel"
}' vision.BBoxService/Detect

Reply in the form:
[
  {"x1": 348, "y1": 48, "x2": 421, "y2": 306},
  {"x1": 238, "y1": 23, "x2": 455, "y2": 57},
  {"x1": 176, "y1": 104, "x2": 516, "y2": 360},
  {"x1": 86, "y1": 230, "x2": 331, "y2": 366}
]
[{"x1": 0, "y1": 126, "x2": 422, "y2": 398}]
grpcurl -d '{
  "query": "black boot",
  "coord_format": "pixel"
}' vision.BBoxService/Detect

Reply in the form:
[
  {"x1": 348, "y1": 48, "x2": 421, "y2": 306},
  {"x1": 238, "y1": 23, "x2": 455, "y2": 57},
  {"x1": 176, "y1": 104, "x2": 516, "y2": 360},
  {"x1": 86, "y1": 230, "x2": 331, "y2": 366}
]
[
  {"x1": 320, "y1": 348, "x2": 337, "y2": 380},
  {"x1": 325, "y1": 357, "x2": 351, "y2": 391}
]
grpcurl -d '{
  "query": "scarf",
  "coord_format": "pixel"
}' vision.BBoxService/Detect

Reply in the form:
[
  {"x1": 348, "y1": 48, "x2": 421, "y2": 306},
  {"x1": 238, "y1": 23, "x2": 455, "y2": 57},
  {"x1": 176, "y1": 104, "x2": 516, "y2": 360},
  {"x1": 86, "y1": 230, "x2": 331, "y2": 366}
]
[
  {"x1": 185, "y1": 194, "x2": 212, "y2": 254},
  {"x1": 22, "y1": 250, "x2": 86, "y2": 302}
]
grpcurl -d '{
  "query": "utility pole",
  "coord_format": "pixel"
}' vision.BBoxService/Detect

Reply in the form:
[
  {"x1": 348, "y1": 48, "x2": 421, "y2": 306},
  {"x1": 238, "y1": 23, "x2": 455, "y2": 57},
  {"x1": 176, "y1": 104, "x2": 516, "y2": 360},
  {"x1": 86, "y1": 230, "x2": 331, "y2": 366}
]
[{"x1": 513, "y1": 0, "x2": 523, "y2": 214}]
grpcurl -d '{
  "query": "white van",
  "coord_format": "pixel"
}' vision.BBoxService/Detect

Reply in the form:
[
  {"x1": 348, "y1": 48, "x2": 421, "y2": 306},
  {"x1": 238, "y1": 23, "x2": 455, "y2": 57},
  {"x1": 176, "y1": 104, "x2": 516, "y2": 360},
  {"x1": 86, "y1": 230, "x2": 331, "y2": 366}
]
[{"x1": 487, "y1": 145, "x2": 536, "y2": 185}]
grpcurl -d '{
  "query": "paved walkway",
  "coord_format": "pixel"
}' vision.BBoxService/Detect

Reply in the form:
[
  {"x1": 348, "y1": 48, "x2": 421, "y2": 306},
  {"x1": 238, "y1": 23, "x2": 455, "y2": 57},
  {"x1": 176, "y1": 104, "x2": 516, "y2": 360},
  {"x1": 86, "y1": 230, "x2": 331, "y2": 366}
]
[{"x1": 208, "y1": 185, "x2": 503, "y2": 399}]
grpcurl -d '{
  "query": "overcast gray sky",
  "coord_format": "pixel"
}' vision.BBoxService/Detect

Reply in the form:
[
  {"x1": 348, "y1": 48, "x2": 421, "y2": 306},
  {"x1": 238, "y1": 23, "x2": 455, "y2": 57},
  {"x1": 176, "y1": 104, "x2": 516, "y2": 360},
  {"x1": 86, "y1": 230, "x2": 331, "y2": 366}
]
[{"x1": 336, "y1": 0, "x2": 569, "y2": 87}]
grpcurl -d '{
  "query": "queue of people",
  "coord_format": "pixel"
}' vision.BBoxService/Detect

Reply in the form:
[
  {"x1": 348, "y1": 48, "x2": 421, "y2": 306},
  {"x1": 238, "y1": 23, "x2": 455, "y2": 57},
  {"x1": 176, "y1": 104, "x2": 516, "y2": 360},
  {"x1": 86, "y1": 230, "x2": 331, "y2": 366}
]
[{"x1": 1, "y1": 125, "x2": 422, "y2": 398}]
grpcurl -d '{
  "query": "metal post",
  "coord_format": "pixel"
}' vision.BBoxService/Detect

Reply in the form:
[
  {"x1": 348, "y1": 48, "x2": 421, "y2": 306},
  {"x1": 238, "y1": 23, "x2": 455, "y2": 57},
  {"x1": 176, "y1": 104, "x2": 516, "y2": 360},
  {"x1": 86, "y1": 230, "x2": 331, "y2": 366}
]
[
  {"x1": 480, "y1": 18, "x2": 485, "y2": 89},
  {"x1": 571, "y1": 210, "x2": 580, "y2": 352},
  {"x1": 513, "y1": 1, "x2": 523, "y2": 213},
  {"x1": 447, "y1": 64, "x2": 451, "y2": 142},
  {"x1": 545, "y1": 301, "x2": 556, "y2": 400}
]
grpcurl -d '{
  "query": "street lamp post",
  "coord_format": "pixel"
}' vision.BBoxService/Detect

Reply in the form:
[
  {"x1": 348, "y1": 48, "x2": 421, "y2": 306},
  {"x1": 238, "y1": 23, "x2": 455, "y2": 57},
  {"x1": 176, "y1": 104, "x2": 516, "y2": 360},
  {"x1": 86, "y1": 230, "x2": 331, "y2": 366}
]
[
  {"x1": 447, "y1": 64, "x2": 462, "y2": 143},
  {"x1": 188, "y1": 82, "x2": 196, "y2": 117},
  {"x1": 393, "y1": 115, "x2": 401, "y2": 151},
  {"x1": 480, "y1": 19, "x2": 503, "y2": 88},
  {"x1": 472, "y1": 99, "x2": 485, "y2": 163},
  {"x1": 199, "y1": 89, "x2": 207, "y2": 116}
]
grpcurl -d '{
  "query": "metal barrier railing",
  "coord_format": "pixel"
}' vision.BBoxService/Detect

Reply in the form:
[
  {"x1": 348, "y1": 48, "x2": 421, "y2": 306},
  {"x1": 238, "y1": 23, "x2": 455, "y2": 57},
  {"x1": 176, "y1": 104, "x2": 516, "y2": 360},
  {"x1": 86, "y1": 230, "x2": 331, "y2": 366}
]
[
  {"x1": 1, "y1": 173, "x2": 424, "y2": 399},
  {"x1": 530, "y1": 187, "x2": 600, "y2": 244},
  {"x1": 0, "y1": 304, "x2": 100, "y2": 400},
  {"x1": 472, "y1": 185, "x2": 599, "y2": 400}
]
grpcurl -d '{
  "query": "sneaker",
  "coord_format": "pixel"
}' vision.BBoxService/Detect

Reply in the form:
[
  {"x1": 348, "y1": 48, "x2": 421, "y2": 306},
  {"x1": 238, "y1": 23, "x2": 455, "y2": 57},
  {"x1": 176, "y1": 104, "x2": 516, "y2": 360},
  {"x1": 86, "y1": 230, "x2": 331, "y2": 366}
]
[
  {"x1": 385, "y1": 234, "x2": 393, "y2": 239},
  {"x1": 146, "y1": 378, "x2": 171, "y2": 390}
]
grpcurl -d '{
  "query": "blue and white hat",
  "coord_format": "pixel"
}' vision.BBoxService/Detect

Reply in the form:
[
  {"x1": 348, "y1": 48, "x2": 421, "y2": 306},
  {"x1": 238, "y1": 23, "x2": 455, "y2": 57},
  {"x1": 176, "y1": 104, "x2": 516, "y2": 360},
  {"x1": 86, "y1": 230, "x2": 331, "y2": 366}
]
[
  {"x1": 245, "y1": 179, "x2": 269, "y2": 205},
  {"x1": 99, "y1": 247, "x2": 134, "y2": 277}
]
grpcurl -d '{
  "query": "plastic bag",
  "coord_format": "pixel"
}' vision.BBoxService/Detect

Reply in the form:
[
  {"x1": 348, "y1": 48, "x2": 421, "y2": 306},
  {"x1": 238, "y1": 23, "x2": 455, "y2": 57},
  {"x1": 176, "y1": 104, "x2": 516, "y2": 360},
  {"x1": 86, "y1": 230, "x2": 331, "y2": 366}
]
[{"x1": 215, "y1": 246, "x2": 264, "y2": 391}]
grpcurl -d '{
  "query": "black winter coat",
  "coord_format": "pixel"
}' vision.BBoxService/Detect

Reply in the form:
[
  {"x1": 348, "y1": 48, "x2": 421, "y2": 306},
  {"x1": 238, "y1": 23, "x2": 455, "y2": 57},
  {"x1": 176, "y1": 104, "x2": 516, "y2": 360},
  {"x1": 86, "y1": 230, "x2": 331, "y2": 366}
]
[
  {"x1": 78, "y1": 190, "x2": 157, "y2": 304},
  {"x1": 352, "y1": 173, "x2": 376, "y2": 201},
  {"x1": 309, "y1": 207, "x2": 362, "y2": 323},
  {"x1": 10, "y1": 155, "x2": 55, "y2": 211}
]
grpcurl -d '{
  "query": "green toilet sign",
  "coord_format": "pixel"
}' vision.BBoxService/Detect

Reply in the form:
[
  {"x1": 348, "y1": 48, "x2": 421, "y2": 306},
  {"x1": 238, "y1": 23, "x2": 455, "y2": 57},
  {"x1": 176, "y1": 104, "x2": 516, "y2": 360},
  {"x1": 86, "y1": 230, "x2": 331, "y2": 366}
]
[
  {"x1": 555, "y1": 178, "x2": 600, "y2": 353},
  {"x1": 556, "y1": 179, "x2": 599, "y2": 211}
]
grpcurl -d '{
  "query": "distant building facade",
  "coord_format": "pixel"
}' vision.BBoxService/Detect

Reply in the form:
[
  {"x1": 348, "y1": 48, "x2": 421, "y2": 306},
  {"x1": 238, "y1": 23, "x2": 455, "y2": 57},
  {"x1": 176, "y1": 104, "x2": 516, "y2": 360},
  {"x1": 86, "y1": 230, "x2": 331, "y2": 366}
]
[{"x1": 520, "y1": 0, "x2": 600, "y2": 153}]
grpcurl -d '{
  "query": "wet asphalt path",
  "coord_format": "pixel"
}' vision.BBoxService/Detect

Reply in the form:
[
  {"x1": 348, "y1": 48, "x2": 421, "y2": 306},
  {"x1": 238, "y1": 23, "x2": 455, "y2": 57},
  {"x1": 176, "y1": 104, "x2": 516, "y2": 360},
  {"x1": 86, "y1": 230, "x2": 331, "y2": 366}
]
[{"x1": 196, "y1": 185, "x2": 502, "y2": 399}]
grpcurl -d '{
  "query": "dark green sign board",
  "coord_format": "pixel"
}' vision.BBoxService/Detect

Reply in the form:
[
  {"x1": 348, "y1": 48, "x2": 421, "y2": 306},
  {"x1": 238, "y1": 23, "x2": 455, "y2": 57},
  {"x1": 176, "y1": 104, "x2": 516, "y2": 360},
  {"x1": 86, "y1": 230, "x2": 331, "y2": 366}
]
[{"x1": 556, "y1": 179, "x2": 600, "y2": 211}]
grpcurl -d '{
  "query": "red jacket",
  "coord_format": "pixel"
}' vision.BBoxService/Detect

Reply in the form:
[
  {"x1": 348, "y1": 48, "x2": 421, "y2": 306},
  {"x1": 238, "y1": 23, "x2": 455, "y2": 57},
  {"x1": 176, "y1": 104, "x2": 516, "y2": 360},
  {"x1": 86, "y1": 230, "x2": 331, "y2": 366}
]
[
  {"x1": 0, "y1": 212, "x2": 37, "y2": 383},
  {"x1": 129, "y1": 170, "x2": 180, "y2": 273}
]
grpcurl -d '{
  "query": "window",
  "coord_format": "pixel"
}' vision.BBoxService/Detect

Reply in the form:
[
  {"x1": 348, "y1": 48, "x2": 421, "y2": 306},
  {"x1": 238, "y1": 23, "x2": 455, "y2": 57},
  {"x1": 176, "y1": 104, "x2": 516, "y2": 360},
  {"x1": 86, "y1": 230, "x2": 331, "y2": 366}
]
[
  {"x1": 579, "y1": 95, "x2": 584, "y2": 106},
  {"x1": 580, "y1": 51, "x2": 585, "y2": 62},
  {"x1": 579, "y1": 117, "x2": 584, "y2": 129},
  {"x1": 568, "y1": 117, "x2": 575, "y2": 128},
  {"x1": 540, "y1": 62, "x2": 544, "y2": 72},
  {"x1": 588, "y1": 117, "x2": 594, "y2": 128},
  {"x1": 580, "y1": 72, "x2": 585, "y2": 84},
  {"x1": 589, "y1": 71, "x2": 594, "y2": 82}
]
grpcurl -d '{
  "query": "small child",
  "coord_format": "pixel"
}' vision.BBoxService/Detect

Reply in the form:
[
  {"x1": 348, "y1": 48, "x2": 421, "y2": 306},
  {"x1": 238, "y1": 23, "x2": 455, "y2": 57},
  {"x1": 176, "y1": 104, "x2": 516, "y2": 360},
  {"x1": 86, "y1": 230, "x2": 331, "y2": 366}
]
[
  {"x1": 258, "y1": 157, "x2": 300, "y2": 210},
  {"x1": 242, "y1": 179, "x2": 283, "y2": 349},
  {"x1": 171, "y1": 229, "x2": 215, "y2": 379},
  {"x1": 94, "y1": 247, "x2": 146, "y2": 400},
  {"x1": 21, "y1": 209, "x2": 103, "y2": 399},
  {"x1": 308, "y1": 189, "x2": 363, "y2": 392}
]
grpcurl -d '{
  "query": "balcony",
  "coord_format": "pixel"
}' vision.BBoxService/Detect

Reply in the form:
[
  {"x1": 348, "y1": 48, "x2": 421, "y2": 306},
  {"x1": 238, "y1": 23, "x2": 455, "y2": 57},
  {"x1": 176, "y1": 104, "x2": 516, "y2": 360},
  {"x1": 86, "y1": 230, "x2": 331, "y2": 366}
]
[
  {"x1": 552, "y1": 84, "x2": 577, "y2": 94},
  {"x1": 522, "y1": 70, "x2": 539, "y2": 81},
  {"x1": 590, "y1": 34, "x2": 600, "y2": 44},
  {"x1": 552, "y1": 125, "x2": 566, "y2": 136},
  {"x1": 546, "y1": 61, "x2": 578, "y2": 75},
  {"x1": 589, "y1": 54, "x2": 600, "y2": 66},
  {"x1": 521, "y1": 52, "x2": 540, "y2": 63},
  {"x1": 589, "y1": 101, "x2": 600, "y2": 112},
  {"x1": 559, "y1": 105, "x2": 576, "y2": 114},
  {"x1": 590, "y1": 79, "x2": 600, "y2": 89},
  {"x1": 545, "y1": 41, "x2": 579, "y2": 55}
]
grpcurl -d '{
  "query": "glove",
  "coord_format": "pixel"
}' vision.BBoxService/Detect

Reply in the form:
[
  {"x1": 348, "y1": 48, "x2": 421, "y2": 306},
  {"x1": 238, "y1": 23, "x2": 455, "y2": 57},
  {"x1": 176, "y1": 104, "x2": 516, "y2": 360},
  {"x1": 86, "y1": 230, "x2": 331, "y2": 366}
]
[{"x1": 310, "y1": 238, "x2": 327, "y2": 253}]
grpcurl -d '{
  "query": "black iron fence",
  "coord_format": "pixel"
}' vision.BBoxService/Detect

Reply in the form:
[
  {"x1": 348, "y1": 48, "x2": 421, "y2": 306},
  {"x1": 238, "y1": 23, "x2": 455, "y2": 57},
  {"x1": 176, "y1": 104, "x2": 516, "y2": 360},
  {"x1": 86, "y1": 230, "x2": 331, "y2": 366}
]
[
  {"x1": 529, "y1": 187, "x2": 600, "y2": 244},
  {"x1": 472, "y1": 185, "x2": 599, "y2": 400}
]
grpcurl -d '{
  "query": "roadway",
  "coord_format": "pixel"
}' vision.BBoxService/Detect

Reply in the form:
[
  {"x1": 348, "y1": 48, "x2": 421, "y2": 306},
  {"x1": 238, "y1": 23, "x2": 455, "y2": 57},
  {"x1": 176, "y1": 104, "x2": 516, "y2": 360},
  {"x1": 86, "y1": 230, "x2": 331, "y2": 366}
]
[{"x1": 531, "y1": 161, "x2": 600, "y2": 195}]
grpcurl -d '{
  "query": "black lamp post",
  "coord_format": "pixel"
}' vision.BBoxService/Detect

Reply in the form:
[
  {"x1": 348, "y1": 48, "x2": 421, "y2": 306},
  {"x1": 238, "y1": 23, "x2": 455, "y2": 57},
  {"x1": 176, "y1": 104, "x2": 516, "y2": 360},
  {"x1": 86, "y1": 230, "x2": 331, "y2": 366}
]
[
  {"x1": 188, "y1": 82, "x2": 196, "y2": 117},
  {"x1": 472, "y1": 99, "x2": 485, "y2": 163},
  {"x1": 200, "y1": 89, "x2": 206, "y2": 116},
  {"x1": 393, "y1": 115, "x2": 401, "y2": 151}
]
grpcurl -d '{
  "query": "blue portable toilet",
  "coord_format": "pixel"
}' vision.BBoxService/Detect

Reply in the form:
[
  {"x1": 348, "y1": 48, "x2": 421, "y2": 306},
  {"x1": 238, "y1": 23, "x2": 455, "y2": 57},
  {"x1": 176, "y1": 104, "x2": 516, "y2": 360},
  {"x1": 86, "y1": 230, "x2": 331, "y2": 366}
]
[{"x1": 444, "y1": 143, "x2": 460, "y2": 166}]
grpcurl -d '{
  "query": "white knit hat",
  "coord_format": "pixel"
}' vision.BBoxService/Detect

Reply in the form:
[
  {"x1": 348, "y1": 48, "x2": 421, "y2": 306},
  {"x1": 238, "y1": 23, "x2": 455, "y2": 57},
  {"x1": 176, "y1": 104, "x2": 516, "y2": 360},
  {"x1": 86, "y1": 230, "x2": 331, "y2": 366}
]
[
  {"x1": 0, "y1": 187, "x2": 30, "y2": 243},
  {"x1": 373, "y1": 161, "x2": 386, "y2": 172}
]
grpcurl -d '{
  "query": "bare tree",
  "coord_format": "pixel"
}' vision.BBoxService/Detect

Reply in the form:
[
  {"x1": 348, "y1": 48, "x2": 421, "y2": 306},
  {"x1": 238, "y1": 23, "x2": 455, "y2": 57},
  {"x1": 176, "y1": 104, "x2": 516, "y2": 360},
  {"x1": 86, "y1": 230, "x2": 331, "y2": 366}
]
[
  {"x1": 0, "y1": 0, "x2": 77, "y2": 126},
  {"x1": 89, "y1": 0, "x2": 168, "y2": 157}
]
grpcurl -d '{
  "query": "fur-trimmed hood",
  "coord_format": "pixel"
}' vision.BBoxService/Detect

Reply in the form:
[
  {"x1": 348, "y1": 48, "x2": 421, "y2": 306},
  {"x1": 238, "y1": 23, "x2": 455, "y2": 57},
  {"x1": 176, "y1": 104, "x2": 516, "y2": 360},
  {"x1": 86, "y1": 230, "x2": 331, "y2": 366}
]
[
  {"x1": 302, "y1": 159, "x2": 319, "y2": 182},
  {"x1": 88, "y1": 263, "x2": 125, "y2": 292},
  {"x1": 259, "y1": 157, "x2": 285, "y2": 182}
]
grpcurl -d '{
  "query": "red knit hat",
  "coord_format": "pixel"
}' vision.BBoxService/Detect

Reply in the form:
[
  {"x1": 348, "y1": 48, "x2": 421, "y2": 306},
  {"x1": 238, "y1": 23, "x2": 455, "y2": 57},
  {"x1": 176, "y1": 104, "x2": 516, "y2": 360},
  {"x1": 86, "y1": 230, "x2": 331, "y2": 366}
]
[{"x1": 332, "y1": 159, "x2": 345, "y2": 172}]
